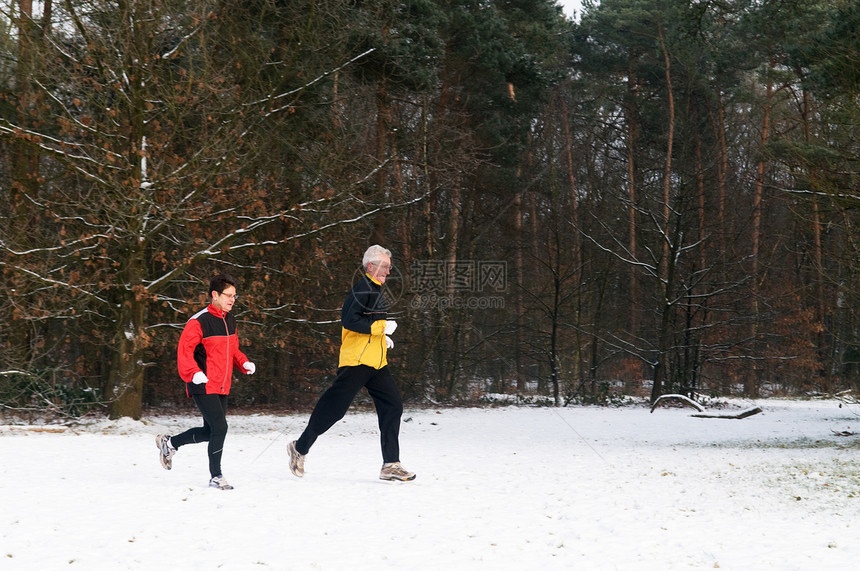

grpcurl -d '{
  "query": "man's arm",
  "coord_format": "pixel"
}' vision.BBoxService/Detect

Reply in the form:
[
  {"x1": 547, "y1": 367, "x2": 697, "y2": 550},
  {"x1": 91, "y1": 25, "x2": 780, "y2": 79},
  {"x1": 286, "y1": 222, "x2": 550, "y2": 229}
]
[
  {"x1": 176, "y1": 319, "x2": 203, "y2": 382},
  {"x1": 341, "y1": 283, "x2": 386, "y2": 334}
]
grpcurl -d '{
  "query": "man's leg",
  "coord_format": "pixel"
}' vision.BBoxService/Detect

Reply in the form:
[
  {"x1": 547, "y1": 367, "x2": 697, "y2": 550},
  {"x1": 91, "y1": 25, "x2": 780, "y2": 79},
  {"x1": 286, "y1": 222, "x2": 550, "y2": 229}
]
[
  {"x1": 295, "y1": 366, "x2": 373, "y2": 455},
  {"x1": 175, "y1": 394, "x2": 228, "y2": 478},
  {"x1": 365, "y1": 367, "x2": 403, "y2": 464},
  {"x1": 170, "y1": 395, "x2": 214, "y2": 448},
  {"x1": 202, "y1": 395, "x2": 229, "y2": 478}
]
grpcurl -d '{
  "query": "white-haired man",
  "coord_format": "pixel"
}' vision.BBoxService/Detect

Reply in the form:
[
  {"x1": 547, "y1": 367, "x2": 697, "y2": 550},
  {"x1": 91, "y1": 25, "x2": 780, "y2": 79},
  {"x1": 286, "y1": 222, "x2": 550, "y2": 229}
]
[{"x1": 287, "y1": 245, "x2": 415, "y2": 481}]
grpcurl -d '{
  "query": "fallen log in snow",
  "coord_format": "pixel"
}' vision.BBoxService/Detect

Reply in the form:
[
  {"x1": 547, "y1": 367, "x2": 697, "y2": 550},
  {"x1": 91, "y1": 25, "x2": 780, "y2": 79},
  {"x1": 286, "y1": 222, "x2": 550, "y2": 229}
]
[
  {"x1": 690, "y1": 407, "x2": 763, "y2": 420},
  {"x1": 650, "y1": 394, "x2": 705, "y2": 413},
  {"x1": 650, "y1": 394, "x2": 763, "y2": 420}
]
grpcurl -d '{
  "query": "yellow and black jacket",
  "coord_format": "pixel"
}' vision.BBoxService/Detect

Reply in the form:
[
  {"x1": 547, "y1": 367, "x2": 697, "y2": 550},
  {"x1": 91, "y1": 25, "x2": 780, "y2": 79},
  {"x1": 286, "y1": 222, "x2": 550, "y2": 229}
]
[{"x1": 338, "y1": 273, "x2": 389, "y2": 369}]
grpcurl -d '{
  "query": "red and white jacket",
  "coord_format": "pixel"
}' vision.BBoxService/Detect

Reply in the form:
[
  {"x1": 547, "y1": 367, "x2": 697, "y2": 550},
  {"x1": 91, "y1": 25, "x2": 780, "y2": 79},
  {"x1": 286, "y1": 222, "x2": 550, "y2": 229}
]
[{"x1": 177, "y1": 304, "x2": 250, "y2": 397}]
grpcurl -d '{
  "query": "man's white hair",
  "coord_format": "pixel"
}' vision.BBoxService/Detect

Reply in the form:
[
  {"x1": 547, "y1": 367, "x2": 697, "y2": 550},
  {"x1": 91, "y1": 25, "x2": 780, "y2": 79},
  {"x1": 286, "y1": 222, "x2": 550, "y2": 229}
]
[{"x1": 363, "y1": 245, "x2": 392, "y2": 269}]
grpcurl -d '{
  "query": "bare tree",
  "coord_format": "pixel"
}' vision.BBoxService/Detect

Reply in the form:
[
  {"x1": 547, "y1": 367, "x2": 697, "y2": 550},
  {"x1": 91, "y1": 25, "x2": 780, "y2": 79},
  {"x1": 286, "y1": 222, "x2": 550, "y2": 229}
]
[{"x1": 0, "y1": 0, "x2": 413, "y2": 418}]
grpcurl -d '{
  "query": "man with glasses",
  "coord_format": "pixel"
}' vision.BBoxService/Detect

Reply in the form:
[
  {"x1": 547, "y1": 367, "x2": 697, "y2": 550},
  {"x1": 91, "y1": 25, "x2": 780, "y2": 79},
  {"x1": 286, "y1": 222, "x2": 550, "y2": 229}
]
[
  {"x1": 156, "y1": 273, "x2": 256, "y2": 490},
  {"x1": 287, "y1": 245, "x2": 415, "y2": 481}
]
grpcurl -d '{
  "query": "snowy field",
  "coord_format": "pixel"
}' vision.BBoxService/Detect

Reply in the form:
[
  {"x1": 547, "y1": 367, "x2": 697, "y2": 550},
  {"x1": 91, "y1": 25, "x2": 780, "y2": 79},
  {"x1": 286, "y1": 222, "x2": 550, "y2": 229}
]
[{"x1": 1, "y1": 398, "x2": 859, "y2": 570}]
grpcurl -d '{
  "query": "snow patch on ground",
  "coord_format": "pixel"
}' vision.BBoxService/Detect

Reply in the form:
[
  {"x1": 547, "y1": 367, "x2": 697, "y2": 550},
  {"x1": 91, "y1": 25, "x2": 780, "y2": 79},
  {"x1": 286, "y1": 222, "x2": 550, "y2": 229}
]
[{"x1": 1, "y1": 398, "x2": 858, "y2": 569}]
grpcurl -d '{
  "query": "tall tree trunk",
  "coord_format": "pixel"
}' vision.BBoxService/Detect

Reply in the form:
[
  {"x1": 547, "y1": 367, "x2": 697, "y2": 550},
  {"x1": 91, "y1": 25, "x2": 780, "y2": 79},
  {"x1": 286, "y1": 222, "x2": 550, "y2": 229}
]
[
  {"x1": 108, "y1": 241, "x2": 148, "y2": 419},
  {"x1": 108, "y1": 0, "x2": 150, "y2": 419},
  {"x1": 550, "y1": 249, "x2": 562, "y2": 406},
  {"x1": 513, "y1": 183, "x2": 526, "y2": 392},
  {"x1": 695, "y1": 118, "x2": 706, "y2": 276},
  {"x1": 11, "y1": 0, "x2": 49, "y2": 226},
  {"x1": 8, "y1": 0, "x2": 38, "y2": 368},
  {"x1": 526, "y1": 138, "x2": 541, "y2": 393},
  {"x1": 811, "y1": 197, "x2": 828, "y2": 389},
  {"x1": 801, "y1": 86, "x2": 829, "y2": 392},
  {"x1": 651, "y1": 25, "x2": 676, "y2": 403},
  {"x1": 559, "y1": 92, "x2": 582, "y2": 391},
  {"x1": 422, "y1": 95, "x2": 434, "y2": 258},
  {"x1": 12, "y1": 0, "x2": 38, "y2": 202},
  {"x1": 560, "y1": 93, "x2": 582, "y2": 281},
  {"x1": 748, "y1": 60, "x2": 774, "y2": 399},
  {"x1": 691, "y1": 105, "x2": 707, "y2": 394},
  {"x1": 658, "y1": 24, "x2": 674, "y2": 286},
  {"x1": 372, "y1": 79, "x2": 391, "y2": 245},
  {"x1": 626, "y1": 64, "x2": 639, "y2": 336},
  {"x1": 716, "y1": 99, "x2": 728, "y2": 259},
  {"x1": 442, "y1": 171, "x2": 462, "y2": 397},
  {"x1": 8, "y1": 0, "x2": 52, "y2": 373}
]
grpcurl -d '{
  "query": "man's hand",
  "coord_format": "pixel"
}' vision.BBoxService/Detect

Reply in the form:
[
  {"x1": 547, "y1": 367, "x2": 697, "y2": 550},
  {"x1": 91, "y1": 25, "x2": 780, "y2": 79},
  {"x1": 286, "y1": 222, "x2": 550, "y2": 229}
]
[
  {"x1": 385, "y1": 335, "x2": 394, "y2": 349},
  {"x1": 243, "y1": 362, "x2": 256, "y2": 375},
  {"x1": 384, "y1": 320, "x2": 397, "y2": 336},
  {"x1": 192, "y1": 371, "x2": 209, "y2": 384}
]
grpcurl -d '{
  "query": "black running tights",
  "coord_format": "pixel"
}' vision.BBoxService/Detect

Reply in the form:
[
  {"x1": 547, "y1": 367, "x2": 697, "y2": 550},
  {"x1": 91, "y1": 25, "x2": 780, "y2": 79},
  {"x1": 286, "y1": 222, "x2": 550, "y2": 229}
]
[{"x1": 171, "y1": 394, "x2": 229, "y2": 478}]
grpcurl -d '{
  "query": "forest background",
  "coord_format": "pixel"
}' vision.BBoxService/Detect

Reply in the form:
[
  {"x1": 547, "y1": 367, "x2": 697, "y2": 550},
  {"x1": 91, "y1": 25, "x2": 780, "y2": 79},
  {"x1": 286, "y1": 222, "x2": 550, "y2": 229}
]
[{"x1": 0, "y1": 0, "x2": 858, "y2": 420}]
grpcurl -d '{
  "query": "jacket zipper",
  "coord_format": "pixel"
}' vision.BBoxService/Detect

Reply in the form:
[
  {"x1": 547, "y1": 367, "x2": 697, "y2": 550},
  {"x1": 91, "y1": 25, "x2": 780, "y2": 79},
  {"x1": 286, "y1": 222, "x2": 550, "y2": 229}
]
[
  {"x1": 221, "y1": 315, "x2": 230, "y2": 394},
  {"x1": 355, "y1": 332, "x2": 385, "y2": 368}
]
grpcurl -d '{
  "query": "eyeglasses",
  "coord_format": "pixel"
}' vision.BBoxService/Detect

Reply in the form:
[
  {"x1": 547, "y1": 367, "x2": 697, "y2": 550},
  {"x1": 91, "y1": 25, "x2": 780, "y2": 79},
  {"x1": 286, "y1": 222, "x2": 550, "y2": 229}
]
[{"x1": 218, "y1": 292, "x2": 238, "y2": 300}]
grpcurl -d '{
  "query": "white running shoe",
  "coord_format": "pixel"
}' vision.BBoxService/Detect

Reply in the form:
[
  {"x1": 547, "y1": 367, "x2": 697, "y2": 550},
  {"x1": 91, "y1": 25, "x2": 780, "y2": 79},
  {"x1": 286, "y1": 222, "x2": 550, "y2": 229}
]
[
  {"x1": 209, "y1": 475, "x2": 234, "y2": 490},
  {"x1": 156, "y1": 434, "x2": 176, "y2": 470},
  {"x1": 288, "y1": 440, "x2": 305, "y2": 477},
  {"x1": 380, "y1": 462, "x2": 416, "y2": 481}
]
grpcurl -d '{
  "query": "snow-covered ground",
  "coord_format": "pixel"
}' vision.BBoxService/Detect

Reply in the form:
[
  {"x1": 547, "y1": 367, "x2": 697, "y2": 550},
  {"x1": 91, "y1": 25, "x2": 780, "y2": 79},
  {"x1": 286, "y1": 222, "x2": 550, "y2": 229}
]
[{"x1": 1, "y1": 398, "x2": 858, "y2": 570}]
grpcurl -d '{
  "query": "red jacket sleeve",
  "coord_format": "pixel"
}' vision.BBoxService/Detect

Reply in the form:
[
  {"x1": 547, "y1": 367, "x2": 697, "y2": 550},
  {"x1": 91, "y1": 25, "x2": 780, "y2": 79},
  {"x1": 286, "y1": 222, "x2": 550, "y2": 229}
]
[
  {"x1": 233, "y1": 343, "x2": 250, "y2": 372},
  {"x1": 177, "y1": 318, "x2": 203, "y2": 382}
]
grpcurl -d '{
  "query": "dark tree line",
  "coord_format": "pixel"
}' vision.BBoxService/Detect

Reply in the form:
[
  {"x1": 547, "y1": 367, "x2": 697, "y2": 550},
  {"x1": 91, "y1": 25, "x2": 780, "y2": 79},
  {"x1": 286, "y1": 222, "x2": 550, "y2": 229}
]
[{"x1": 1, "y1": 0, "x2": 858, "y2": 419}]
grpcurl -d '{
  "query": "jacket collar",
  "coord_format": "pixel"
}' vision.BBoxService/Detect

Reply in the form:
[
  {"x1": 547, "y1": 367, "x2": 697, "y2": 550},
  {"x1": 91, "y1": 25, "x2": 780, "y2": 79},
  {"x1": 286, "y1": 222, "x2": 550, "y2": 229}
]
[
  {"x1": 366, "y1": 273, "x2": 383, "y2": 286},
  {"x1": 207, "y1": 304, "x2": 227, "y2": 318}
]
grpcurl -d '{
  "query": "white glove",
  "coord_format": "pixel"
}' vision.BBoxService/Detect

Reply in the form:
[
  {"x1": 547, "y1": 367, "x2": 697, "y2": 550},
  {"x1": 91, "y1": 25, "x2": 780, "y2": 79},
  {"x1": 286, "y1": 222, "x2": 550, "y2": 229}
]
[
  {"x1": 243, "y1": 362, "x2": 256, "y2": 375},
  {"x1": 384, "y1": 320, "x2": 397, "y2": 335},
  {"x1": 385, "y1": 335, "x2": 394, "y2": 349},
  {"x1": 192, "y1": 371, "x2": 209, "y2": 385}
]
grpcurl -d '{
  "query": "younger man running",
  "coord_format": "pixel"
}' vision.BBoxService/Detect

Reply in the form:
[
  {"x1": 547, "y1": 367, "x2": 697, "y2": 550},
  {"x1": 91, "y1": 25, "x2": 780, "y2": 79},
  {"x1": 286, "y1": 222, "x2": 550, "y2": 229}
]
[{"x1": 156, "y1": 274, "x2": 255, "y2": 490}]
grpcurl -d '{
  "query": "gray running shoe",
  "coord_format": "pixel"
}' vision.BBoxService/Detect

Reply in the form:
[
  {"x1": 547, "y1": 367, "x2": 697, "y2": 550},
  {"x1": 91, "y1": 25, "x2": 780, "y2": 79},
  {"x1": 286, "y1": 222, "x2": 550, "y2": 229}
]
[
  {"x1": 379, "y1": 462, "x2": 416, "y2": 481},
  {"x1": 209, "y1": 475, "x2": 234, "y2": 490},
  {"x1": 156, "y1": 434, "x2": 176, "y2": 470},
  {"x1": 287, "y1": 440, "x2": 305, "y2": 477}
]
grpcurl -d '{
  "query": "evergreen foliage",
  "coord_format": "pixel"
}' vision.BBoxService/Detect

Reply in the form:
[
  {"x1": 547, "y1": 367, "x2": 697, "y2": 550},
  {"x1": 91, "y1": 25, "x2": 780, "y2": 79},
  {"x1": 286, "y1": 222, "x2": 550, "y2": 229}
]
[{"x1": 0, "y1": 0, "x2": 857, "y2": 417}]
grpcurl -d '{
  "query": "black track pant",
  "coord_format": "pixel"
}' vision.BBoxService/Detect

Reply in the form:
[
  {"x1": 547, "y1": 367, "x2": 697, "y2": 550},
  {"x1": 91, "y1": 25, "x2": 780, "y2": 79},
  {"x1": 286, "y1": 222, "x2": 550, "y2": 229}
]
[
  {"x1": 171, "y1": 394, "x2": 229, "y2": 478},
  {"x1": 296, "y1": 365, "x2": 403, "y2": 463}
]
